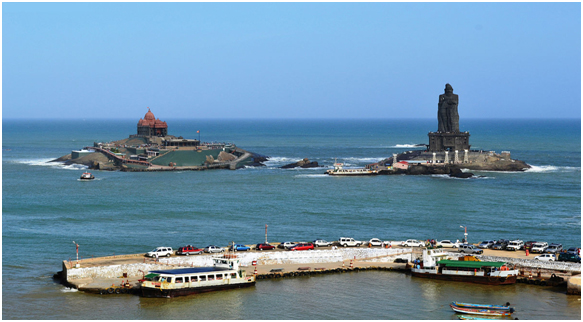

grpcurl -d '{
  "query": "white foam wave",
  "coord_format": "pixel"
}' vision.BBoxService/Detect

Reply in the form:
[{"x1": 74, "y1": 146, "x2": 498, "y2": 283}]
[
  {"x1": 13, "y1": 159, "x2": 89, "y2": 170},
  {"x1": 525, "y1": 165, "x2": 581, "y2": 173},
  {"x1": 391, "y1": 144, "x2": 424, "y2": 148},
  {"x1": 294, "y1": 174, "x2": 328, "y2": 178},
  {"x1": 60, "y1": 287, "x2": 78, "y2": 293}
]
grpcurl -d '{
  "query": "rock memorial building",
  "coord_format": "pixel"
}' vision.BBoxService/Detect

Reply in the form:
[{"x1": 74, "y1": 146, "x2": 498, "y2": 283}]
[
  {"x1": 136, "y1": 108, "x2": 168, "y2": 137},
  {"x1": 427, "y1": 84, "x2": 471, "y2": 152}
]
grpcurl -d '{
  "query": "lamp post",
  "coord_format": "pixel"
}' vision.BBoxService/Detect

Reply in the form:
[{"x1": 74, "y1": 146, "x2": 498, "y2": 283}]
[
  {"x1": 265, "y1": 225, "x2": 268, "y2": 244},
  {"x1": 72, "y1": 241, "x2": 79, "y2": 267},
  {"x1": 460, "y1": 226, "x2": 468, "y2": 244}
]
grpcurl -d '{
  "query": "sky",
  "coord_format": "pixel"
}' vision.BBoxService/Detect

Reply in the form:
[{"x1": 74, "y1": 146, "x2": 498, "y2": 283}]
[{"x1": 2, "y1": 2, "x2": 581, "y2": 119}]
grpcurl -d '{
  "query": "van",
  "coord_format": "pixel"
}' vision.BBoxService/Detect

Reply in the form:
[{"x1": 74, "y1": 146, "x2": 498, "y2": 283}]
[{"x1": 338, "y1": 237, "x2": 362, "y2": 247}]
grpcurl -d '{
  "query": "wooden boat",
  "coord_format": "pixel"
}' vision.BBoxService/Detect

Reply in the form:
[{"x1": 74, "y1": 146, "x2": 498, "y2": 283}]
[
  {"x1": 410, "y1": 249, "x2": 519, "y2": 285},
  {"x1": 450, "y1": 304, "x2": 513, "y2": 316},
  {"x1": 453, "y1": 302, "x2": 514, "y2": 312},
  {"x1": 458, "y1": 315, "x2": 511, "y2": 320},
  {"x1": 140, "y1": 255, "x2": 255, "y2": 298}
]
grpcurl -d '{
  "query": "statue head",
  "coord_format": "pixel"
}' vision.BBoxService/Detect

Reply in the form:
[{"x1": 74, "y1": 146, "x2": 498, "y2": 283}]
[{"x1": 444, "y1": 83, "x2": 453, "y2": 94}]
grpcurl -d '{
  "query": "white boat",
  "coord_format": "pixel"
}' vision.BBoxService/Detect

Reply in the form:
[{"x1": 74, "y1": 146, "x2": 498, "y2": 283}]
[
  {"x1": 140, "y1": 255, "x2": 256, "y2": 298},
  {"x1": 410, "y1": 249, "x2": 519, "y2": 285},
  {"x1": 325, "y1": 163, "x2": 378, "y2": 176},
  {"x1": 79, "y1": 172, "x2": 95, "y2": 180}
]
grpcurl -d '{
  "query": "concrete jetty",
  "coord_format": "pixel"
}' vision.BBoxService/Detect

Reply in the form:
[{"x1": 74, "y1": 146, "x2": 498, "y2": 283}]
[{"x1": 56, "y1": 245, "x2": 580, "y2": 295}]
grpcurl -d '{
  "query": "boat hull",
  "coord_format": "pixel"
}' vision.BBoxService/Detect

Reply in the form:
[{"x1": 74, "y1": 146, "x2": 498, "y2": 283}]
[
  {"x1": 450, "y1": 304, "x2": 512, "y2": 316},
  {"x1": 411, "y1": 271, "x2": 517, "y2": 285},
  {"x1": 141, "y1": 281, "x2": 256, "y2": 298}
]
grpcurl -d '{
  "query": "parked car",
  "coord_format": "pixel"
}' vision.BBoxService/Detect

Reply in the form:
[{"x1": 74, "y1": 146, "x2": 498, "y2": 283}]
[
  {"x1": 402, "y1": 239, "x2": 424, "y2": 247},
  {"x1": 530, "y1": 242, "x2": 548, "y2": 253},
  {"x1": 255, "y1": 243, "x2": 276, "y2": 251},
  {"x1": 491, "y1": 239, "x2": 510, "y2": 250},
  {"x1": 146, "y1": 247, "x2": 173, "y2": 257},
  {"x1": 458, "y1": 244, "x2": 483, "y2": 254},
  {"x1": 368, "y1": 238, "x2": 385, "y2": 246},
  {"x1": 437, "y1": 240, "x2": 459, "y2": 248},
  {"x1": 338, "y1": 237, "x2": 362, "y2": 247},
  {"x1": 176, "y1": 245, "x2": 203, "y2": 256},
  {"x1": 566, "y1": 247, "x2": 580, "y2": 255},
  {"x1": 289, "y1": 243, "x2": 314, "y2": 251},
  {"x1": 478, "y1": 240, "x2": 495, "y2": 249},
  {"x1": 204, "y1": 245, "x2": 224, "y2": 253},
  {"x1": 558, "y1": 252, "x2": 581, "y2": 263},
  {"x1": 313, "y1": 239, "x2": 332, "y2": 247},
  {"x1": 534, "y1": 254, "x2": 555, "y2": 261},
  {"x1": 278, "y1": 241, "x2": 297, "y2": 249},
  {"x1": 523, "y1": 241, "x2": 538, "y2": 250},
  {"x1": 229, "y1": 244, "x2": 250, "y2": 251},
  {"x1": 506, "y1": 240, "x2": 524, "y2": 251},
  {"x1": 546, "y1": 243, "x2": 563, "y2": 254}
]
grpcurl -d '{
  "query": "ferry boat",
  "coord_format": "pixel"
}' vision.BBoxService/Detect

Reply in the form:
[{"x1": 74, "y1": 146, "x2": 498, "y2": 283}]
[
  {"x1": 410, "y1": 249, "x2": 518, "y2": 285},
  {"x1": 79, "y1": 172, "x2": 95, "y2": 180},
  {"x1": 140, "y1": 255, "x2": 256, "y2": 298},
  {"x1": 325, "y1": 162, "x2": 378, "y2": 176}
]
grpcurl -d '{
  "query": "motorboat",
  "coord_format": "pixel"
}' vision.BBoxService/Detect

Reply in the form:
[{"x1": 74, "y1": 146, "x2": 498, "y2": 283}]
[{"x1": 80, "y1": 172, "x2": 95, "y2": 180}]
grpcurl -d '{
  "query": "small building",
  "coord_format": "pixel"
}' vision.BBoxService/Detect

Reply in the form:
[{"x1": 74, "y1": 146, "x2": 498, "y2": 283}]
[{"x1": 393, "y1": 161, "x2": 409, "y2": 170}]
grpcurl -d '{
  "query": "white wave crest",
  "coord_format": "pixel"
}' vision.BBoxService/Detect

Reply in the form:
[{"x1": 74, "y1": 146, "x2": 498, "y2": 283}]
[
  {"x1": 13, "y1": 159, "x2": 88, "y2": 170},
  {"x1": 525, "y1": 165, "x2": 581, "y2": 173},
  {"x1": 61, "y1": 287, "x2": 78, "y2": 293},
  {"x1": 391, "y1": 144, "x2": 424, "y2": 148},
  {"x1": 294, "y1": 174, "x2": 328, "y2": 178}
]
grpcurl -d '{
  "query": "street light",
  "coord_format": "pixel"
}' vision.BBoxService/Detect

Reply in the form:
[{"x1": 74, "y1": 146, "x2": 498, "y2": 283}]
[
  {"x1": 265, "y1": 224, "x2": 268, "y2": 244},
  {"x1": 460, "y1": 226, "x2": 468, "y2": 244}
]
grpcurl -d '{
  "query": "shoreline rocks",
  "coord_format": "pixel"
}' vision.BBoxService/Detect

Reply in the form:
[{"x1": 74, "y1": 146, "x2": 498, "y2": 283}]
[{"x1": 281, "y1": 158, "x2": 320, "y2": 169}]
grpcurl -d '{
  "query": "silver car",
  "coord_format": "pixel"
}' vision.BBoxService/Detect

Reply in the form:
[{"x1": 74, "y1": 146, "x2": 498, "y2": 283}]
[{"x1": 204, "y1": 245, "x2": 224, "y2": 253}]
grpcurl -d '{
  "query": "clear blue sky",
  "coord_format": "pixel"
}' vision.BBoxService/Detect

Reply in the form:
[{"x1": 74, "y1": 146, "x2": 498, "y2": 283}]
[{"x1": 3, "y1": 2, "x2": 581, "y2": 119}]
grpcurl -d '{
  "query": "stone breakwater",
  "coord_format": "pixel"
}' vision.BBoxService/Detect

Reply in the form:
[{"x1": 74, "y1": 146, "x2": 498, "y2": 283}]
[{"x1": 64, "y1": 248, "x2": 411, "y2": 281}]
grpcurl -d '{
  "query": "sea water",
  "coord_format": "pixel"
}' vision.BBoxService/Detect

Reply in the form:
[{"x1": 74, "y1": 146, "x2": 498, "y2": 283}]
[{"x1": 2, "y1": 119, "x2": 581, "y2": 319}]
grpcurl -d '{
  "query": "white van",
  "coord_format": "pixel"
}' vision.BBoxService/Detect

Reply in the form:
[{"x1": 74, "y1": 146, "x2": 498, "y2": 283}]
[
  {"x1": 146, "y1": 247, "x2": 173, "y2": 257},
  {"x1": 338, "y1": 237, "x2": 362, "y2": 247}
]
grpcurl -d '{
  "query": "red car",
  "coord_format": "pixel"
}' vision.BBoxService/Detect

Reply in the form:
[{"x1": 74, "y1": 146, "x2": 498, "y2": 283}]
[
  {"x1": 176, "y1": 245, "x2": 204, "y2": 255},
  {"x1": 255, "y1": 243, "x2": 276, "y2": 251},
  {"x1": 289, "y1": 243, "x2": 314, "y2": 251}
]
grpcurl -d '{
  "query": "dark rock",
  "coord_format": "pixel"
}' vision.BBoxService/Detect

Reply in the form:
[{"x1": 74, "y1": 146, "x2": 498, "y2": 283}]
[
  {"x1": 281, "y1": 158, "x2": 319, "y2": 169},
  {"x1": 449, "y1": 168, "x2": 474, "y2": 178}
]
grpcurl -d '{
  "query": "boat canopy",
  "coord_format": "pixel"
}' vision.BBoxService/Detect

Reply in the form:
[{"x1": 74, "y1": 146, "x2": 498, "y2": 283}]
[
  {"x1": 144, "y1": 273, "x2": 160, "y2": 279},
  {"x1": 437, "y1": 260, "x2": 506, "y2": 268}
]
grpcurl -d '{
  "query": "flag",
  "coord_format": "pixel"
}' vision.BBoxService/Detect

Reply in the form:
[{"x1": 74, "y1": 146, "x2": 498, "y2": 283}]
[{"x1": 197, "y1": 130, "x2": 200, "y2": 133}]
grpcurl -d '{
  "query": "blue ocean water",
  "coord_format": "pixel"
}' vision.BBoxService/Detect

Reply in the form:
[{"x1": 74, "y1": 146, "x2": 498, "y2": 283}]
[{"x1": 2, "y1": 118, "x2": 581, "y2": 319}]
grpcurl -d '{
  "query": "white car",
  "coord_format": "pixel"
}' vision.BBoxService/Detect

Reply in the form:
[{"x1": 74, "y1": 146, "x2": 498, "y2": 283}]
[
  {"x1": 338, "y1": 237, "x2": 362, "y2": 247},
  {"x1": 146, "y1": 247, "x2": 173, "y2": 257},
  {"x1": 368, "y1": 238, "x2": 385, "y2": 246},
  {"x1": 506, "y1": 240, "x2": 524, "y2": 251},
  {"x1": 278, "y1": 241, "x2": 297, "y2": 249},
  {"x1": 535, "y1": 254, "x2": 555, "y2": 261},
  {"x1": 437, "y1": 240, "x2": 459, "y2": 248},
  {"x1": 313, "y1": 239, "x2": 332, "y2": 247},
  {"x1": 402, "y1": 239, "x2": 424, "y2": 247},
  {"x1": 531, "y1": 242, "x2": 548, "y2": 253},
  {"x1": 204, "y1": 245, "x2": 225, "y2": 253}
]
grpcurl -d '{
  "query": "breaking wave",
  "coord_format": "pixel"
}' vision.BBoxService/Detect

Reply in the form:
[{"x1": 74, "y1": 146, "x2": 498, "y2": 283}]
[
  {"x1": 60, "y1": 287, "x2": 78, "y2": 293},
  {"x1": 12, "y1": 159, "x2": 88, "y2": 170},
  {"x1": 390, "y1": 144, "x2": 425, "y2": 148},
  {"x1": 525, "y1": 165, "x2": 580, "y2": 173},
  {"x1": 293, "y1": 174, "x2": 328, "y2": 178}
]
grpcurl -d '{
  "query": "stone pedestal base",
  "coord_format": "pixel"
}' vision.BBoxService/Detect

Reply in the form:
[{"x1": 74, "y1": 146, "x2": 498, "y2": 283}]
[{"x1": 428, "y1": 132, "x2": 470, "y2": 152}]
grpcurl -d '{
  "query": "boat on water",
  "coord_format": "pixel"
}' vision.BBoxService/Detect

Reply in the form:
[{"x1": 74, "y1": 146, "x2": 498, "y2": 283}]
[
  {"x1": 325, "y1": 162, "x2": 378, "y2": 176},
  {"x1": 450, "y1": 304, "x2": 513, "y2": 316},
  {"x1": 453, "y1": 302, "x2": 514, "y2": 312},
  {"x1": 79, "y1": 172, "x2": 95, "y2": 180},
  {"x1": 457, "y1": 315, "x2": 513, "y2": 320},
  {"x1": 410, "y1": 249, "x2": 519, "y2": 285},
  {"x1": 140, "y1": 255, "x2": 256, "y2": 298}
]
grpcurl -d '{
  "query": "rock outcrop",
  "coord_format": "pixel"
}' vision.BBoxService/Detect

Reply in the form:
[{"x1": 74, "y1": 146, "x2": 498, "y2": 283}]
[{"x1": 281, "y1": 158, "x2": 319, "y2": 169}]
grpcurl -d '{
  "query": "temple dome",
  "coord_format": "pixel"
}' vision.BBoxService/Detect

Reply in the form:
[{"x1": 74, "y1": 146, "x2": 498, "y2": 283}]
[{"x1": 144, "y1": 108, "x2": 155, "y2": 121}]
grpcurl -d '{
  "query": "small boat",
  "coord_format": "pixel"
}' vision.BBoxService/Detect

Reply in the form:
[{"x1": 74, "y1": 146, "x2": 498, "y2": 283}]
[
  {"x1": 450, "y1": 304, "x2": 513, "y2": 316},
  {"x1": 325, "y1": 163, "x2": 378, "y2": 176},
  {"x1": 453, "y1": 302, "x2": 514, "y2": 312},
  {"x1": 458, "y1": 315, "x2": 510, "y2": 320},
  {"x1": 79, "y1": 172, "x2": 95, "y2": 180}
]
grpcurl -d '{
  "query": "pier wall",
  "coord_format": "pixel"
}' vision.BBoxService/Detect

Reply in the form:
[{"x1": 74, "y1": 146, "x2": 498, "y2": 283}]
[{"x1": 65, "y1": 248, "x2": 411, "y2": 282}]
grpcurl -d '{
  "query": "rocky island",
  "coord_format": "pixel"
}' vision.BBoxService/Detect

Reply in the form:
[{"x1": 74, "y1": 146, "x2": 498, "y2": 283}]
[
  {"x1": 362, "y1": 84, "x2": 530, "y2": 177},
  {"x1": 52, "y1": 109, "x2": 267, "y2": 171}
]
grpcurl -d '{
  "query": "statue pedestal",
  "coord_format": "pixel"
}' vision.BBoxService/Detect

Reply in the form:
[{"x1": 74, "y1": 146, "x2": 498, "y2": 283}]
[{"x1": 428, "y1": 132, "x2": 470, "y2": 152}]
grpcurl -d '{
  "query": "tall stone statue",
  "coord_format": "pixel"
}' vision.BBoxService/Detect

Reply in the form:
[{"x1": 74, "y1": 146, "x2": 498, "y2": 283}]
[{"x1": 437, "y1": 83, "x2": 459, "y2": 133}]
